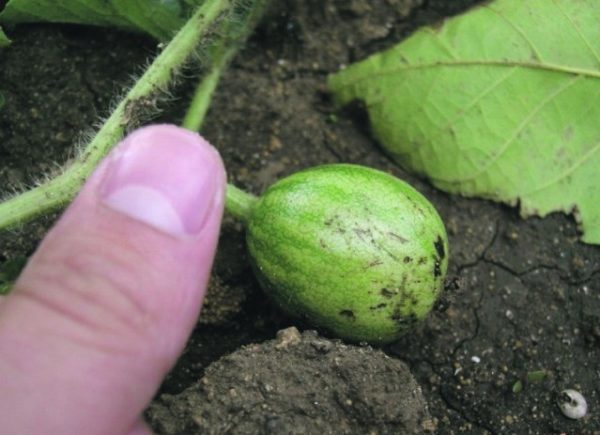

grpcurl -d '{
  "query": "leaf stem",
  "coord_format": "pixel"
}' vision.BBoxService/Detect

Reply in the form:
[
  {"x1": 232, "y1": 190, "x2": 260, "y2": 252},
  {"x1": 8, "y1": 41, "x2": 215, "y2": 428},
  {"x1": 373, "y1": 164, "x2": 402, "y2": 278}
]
[
  {"x1": 181, "y1": 56, "x2": 228, "y2": 132},
  {"x1": 181, "y1": 0, "x2": 270, "y2": 221},
  {"x1": 0, "y1": 0, "x2": 232, "y2": 230},
  {"x1": 183, "y1": 0, "x2": 270, "y2": 132}
]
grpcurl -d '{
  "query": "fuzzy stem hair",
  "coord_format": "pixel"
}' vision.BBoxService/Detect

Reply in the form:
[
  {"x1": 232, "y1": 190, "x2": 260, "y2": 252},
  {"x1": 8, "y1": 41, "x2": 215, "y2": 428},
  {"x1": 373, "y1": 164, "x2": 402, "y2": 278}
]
[
  {"x1": 182, "y1": 0, "x2": 270, "y2": 132},
  {"x1": 0, "y1": 0, "x2": 233, "y2": 230}
]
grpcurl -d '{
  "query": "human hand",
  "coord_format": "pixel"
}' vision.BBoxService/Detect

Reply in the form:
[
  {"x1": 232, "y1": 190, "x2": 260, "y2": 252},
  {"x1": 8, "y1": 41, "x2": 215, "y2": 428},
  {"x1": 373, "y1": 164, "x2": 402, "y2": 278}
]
[{"x1": 0, "y1": 125, "x2": 226, "y2": 434}]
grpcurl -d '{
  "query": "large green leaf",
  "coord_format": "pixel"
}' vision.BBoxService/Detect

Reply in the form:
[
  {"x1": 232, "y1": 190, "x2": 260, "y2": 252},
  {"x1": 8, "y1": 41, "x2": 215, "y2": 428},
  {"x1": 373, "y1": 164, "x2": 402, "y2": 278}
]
[
  {"x1": 0, "y1": 0, "x2": 199, "y2": 41},
  {"x1": 329, "y1": 0, "x2": 600, "y2": 244}
]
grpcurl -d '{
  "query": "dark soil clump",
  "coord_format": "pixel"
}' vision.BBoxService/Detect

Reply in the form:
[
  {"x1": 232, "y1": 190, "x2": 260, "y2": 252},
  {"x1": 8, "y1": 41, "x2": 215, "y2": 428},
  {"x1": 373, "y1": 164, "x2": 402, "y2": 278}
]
[{"x1": 147, "y1": 328, "x2": 433, "y2": 434}]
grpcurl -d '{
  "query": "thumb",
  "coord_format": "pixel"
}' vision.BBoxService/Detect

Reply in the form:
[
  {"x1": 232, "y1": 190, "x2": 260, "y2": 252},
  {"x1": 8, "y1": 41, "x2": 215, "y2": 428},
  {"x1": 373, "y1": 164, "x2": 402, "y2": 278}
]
[{"x1": 0, "y1": 124, "x2": 226, "y2": 434}]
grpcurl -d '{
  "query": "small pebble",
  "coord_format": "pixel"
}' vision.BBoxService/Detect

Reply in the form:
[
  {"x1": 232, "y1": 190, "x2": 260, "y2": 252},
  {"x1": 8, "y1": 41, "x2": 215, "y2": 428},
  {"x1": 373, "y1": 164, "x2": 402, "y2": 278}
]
[
  {"x1": 275, "y1": 326, "x2": 302, "y2": 349},
  {"x1": 557, "y1": 389, "x2": 587, "y2": 419},
  {"x1": 310, "y1": 339, "x2": 333, "y2": 354}
]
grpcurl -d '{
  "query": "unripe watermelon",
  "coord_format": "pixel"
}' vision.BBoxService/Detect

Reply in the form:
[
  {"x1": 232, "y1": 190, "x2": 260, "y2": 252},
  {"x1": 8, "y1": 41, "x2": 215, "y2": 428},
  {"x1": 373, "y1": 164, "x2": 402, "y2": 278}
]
[{"x1": 247, "y1": 164, "x2": 448, "y2": 343}]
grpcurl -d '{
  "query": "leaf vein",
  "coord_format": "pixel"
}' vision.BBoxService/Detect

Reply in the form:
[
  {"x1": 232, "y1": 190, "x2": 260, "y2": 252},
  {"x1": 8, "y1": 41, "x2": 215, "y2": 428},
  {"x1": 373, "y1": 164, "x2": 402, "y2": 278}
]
[
  {"x1": 553, "y1": 0, "x2": 600, "y2": 66},
  {"x1": 423, "y1": 28, "x2": 458, "y2": 60},
  {"x1": 427, "y1": 67, "x2": 518, "y2": 142},
  {"x1": 525, "y1": 140, "x2": 599, "y2": 197},
  {"x1": 333, "y1": 60, "x2": 600, "y2": 93},
  {"x1": 484, "y1": 4, "x2": 544, "y2": 62},
  {"x1": 431, "y1": 75, "x2": 583, "y2": 183},
  {"x1": 518, "y1": 87, "x2": 600, "y2": 197},
  {"x1": 404, "y1": 69, "x2": 447, "y2": 132}
]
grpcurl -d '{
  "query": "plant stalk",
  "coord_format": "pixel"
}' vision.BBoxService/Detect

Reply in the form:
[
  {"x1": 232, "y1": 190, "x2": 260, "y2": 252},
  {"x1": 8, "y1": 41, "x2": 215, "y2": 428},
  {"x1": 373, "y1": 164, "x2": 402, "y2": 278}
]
[
  {"x1": 181, "y1": 0, "x2": 271, "y2": 221},
  {"x1": 0, "y1": 0, "x2": 232, "y2": 230},
  {"x1": 182, "y1": 0, "x2": 270, "y2": 132},
  {"x1": 226, "y1": 184, "x2": 258, "y2": 224}
]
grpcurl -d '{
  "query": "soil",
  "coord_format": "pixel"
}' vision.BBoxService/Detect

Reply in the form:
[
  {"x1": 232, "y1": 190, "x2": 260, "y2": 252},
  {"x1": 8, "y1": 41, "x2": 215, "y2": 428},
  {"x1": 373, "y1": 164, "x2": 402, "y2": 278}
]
[
  {"x1": 1, "y1": 1, "x2": 600, "y2": 434},
  {"x1": 147, "y1": 328, "x2": 433, "y2": 434}
]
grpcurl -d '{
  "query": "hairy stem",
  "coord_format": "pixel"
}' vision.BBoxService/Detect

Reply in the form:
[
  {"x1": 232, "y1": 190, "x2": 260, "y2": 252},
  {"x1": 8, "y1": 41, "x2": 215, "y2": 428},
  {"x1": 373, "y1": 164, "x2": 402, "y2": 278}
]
[
  {"x1": 0, "y1": 0, "x2": 232, "y2": 230},
  {"x1": 181, "y1": 57, "x2": 227, "y2": 132},
  {"x1": 182, "y1": 0, "x2": 270, "y2": 220},
  {"x1": 183, "y1": 0, "x2": 270, "y2": 131}
]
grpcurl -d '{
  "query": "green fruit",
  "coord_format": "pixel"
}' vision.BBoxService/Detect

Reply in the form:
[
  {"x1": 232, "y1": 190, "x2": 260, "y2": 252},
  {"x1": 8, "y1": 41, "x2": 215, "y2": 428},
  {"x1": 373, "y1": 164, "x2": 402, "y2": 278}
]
[{"x1": 247, "y1": 164, "x2": 448, "y2": 344}]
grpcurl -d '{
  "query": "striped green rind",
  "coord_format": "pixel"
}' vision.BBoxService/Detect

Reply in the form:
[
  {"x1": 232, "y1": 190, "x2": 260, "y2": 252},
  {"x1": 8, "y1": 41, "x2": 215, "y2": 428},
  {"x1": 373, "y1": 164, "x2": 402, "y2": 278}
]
[{"x1": 247, "y1": 164, "x2": 448, "y2": 344}]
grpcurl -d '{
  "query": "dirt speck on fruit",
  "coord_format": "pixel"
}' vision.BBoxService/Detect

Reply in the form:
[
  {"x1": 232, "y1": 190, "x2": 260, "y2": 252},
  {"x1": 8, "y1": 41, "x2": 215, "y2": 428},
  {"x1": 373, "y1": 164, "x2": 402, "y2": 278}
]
[{"x1": 339, "y1": 309, "x2": 356, "y2": 320}]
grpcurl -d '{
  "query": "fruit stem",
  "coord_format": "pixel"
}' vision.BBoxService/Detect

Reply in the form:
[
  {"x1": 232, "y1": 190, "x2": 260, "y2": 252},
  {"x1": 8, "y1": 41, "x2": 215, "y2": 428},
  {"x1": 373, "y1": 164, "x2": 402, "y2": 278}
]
[
  {"x1": 225, "y1": 184, "x2": 258, "y2": 224},
  {"x1": 0, "y1": 0, "x2": 232, "y2": 231}
]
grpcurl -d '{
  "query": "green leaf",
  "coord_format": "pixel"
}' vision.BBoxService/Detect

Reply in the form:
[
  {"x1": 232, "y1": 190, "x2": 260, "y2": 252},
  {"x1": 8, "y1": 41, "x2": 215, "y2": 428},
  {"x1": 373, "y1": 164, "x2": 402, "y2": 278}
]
[
  {"x1": 511, "y1": 379, "x2": 523, "y2": 394},
  {"x1": 0, "y1": 0, "x2": 200, "y2": 41},
  {"x1": 526, "y1": 369, "x2": 549, "y2": 383},
  {"x1": 0, "y1": 26, "x2": 10, "y2": 46},
  {"x1": 329, "y1": 0, "x2": 600, "y2": 244}
]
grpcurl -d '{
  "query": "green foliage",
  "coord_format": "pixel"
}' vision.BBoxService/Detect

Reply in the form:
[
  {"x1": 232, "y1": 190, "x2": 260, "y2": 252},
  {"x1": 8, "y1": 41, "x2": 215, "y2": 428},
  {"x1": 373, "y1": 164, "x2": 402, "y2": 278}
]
[
  {"x1": 512, "y1": 369, "x2": 549, "y2": 394},
  {"x1": 527, "y1": 369, "x2": 549, "y2": 383},
  {"x1": 0, "y1": 0, "x2": 201, "y2": 40},
  {"x1": 329, "y1": 0, "x2": 600, "y2": 244},
  {"x1": 511, "y1": 379, "x2": 523, "y2": 394},
  {"x1": 0, "y1": 26, "x2": 10, "y2": 46}
]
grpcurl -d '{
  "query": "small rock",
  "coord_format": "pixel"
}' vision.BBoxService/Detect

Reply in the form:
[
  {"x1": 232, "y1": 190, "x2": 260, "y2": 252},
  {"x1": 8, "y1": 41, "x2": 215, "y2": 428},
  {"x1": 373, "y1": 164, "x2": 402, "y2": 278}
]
[
  {"x1": 275, "y1": 326, "x2": 302, "y2": 349},
  {"x1": 310, "y1": 339, "x2": 333, "y2": 353},
  {"x1": 340, "y1": 0, "x2": 371, "y2": 17},
  {"x1": 268, "y1": 136, "x2": 283, "y2": 152}
]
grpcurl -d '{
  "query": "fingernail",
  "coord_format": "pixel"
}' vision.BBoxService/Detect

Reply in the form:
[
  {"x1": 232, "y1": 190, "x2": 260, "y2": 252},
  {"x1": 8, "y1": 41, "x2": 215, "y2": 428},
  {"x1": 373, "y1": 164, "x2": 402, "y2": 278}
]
[{"x1": 99, "y1": 125, "x2": 222, "y2": 237}]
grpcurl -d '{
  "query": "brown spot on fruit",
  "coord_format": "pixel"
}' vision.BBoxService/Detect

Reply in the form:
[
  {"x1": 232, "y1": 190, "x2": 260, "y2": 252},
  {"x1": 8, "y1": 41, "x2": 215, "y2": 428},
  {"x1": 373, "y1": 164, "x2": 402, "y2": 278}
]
[
  {"x1": 388, "y1": 232, "x2": 408, "y2": 243},
  {"x1": 390, "y1": 309, "x2": 418, "y2": 331},
  {"x1": 434, "y1": 236, "x2": 445, "y2": 260},
  {"x1": 380, "y1": 288, "x2": 395, "y2": 298},
  {"x1": 434, "y1": 260, "x2": 442, "y2": 278}
]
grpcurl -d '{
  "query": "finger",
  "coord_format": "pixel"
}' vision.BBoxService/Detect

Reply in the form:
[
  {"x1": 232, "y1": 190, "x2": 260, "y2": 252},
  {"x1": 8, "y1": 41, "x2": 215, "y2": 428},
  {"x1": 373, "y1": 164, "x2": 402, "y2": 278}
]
[
  {"x1": 0, "y1": 124, "x2": 226, "y2": 434},
  {"x1": 128, "y1": 420, "x2": 154, "y2": 435}
]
